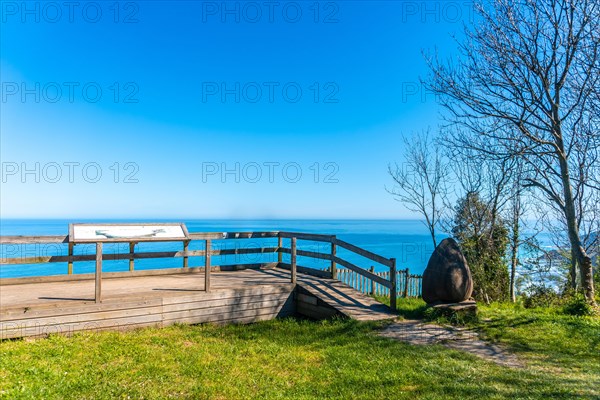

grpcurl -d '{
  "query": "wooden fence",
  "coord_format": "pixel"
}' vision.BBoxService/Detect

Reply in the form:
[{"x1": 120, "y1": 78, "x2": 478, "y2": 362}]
[
  {"x1": 1, "y1": 230, "x2": 423, "y2": 310},
  {"x1": 334, "y1": 268, "x2": 422, "y2": 298}
]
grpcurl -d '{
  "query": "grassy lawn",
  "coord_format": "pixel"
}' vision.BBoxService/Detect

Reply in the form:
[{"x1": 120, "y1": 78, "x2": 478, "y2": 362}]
[{"x1": 1, "y1": 302, "x2": 598, "y2": 399}]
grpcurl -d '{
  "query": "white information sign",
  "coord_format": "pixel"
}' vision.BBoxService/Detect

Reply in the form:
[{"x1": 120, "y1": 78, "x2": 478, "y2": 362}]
[{"x1": 69, "y1": 223, "x2": 189, "y2": 242}]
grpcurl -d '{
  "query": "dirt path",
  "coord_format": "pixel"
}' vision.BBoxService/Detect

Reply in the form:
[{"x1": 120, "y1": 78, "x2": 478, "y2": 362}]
[{"x1": 379, "y1": 319, "x2": 523, "y2": 368}]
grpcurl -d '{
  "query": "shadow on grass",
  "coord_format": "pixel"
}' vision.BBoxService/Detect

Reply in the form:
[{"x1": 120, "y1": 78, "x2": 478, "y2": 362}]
[{"x1": 373, "y1": 295, "x2": 428, "y2": 319}]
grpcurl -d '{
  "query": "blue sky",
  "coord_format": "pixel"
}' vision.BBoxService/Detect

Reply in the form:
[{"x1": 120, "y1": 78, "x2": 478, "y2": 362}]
[{"x1": 1, "y1": 1, "x2": 473, "y2": 218}]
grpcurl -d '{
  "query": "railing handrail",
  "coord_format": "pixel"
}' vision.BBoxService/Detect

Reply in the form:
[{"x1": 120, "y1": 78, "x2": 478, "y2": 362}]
[
  {"x1": 0, "y1": 235, "x2": 69, "y2": 244},
  {"x1": 0, "y1": 230, "x2": 403, "y2": 310},
  {"x1": 0, "y1": 231, "x2": 395, "y2": 268},
  {"x1": 0, "y1": 231, "x2": 282, "y2": 244}
]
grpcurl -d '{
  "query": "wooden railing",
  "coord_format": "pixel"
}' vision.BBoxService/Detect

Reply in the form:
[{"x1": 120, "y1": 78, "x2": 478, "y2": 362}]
[
  {"x1": 334, "y1": 268, "x2": 423, "y2": 298},
  {"x1": 0, "y1": 231, "x2": 423, "y2": 310}
]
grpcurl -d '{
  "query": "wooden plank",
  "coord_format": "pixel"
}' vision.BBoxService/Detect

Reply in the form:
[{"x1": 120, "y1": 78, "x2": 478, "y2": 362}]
[
  {"x1": 278, "y1": 232, "x2": 333, "y2": 242},
  {"x1": 129, "y1": 242, "x2": 135, "y2": 271},
  {"x1": 0, "y1": 235, "x2": 68, "y2": 244},
  {"x1": 1, "y1": 298, "x2": 165, "y2": 321},
  {"x1": 332, "y1": 238, "x2": 393, "y2": 267},
  {"x1": 1, "y1": 303, "x2": 164, "y2": 329},
  {"x1": 0, "y1": 247, "x2": 279, "y2": 266},
  {"x1": 290, "y1": 237, "x2": 297, "y2": 284},
  {"x1": 67, "y1": 243, "x2": 74, "y2": 274},
  {"x1": 162, "y1": 292, "x2": 292, "y2": 313},
  {"x1": 205, "y1": 239, "x2": 211, "y2": 292},
  {"x1": 215, "y1": 247, "x2": 278, "y2": 256},
  {"x1": 95, "y1": 243, "x2": 102, "y2": 303},
  {"x1": 277, "y1": 235, "x2": 283, "y2": 264},
  {"x1": 160, "y1": 286, "x2": 293, "y2": 308},
  {"x1": 162, "y1": 305, "x2": 285, "y2": 326},
  {"x1": 390, "y1": 258, "x2": 397, "y2": 311},
  {"x1": 183, "y1": 240, "x2": 189, "y2": 269},
  {"x1": 331, "y1": 239, "x2": 337, "y2": 280},
  {"x1": 0, "y1": 250, "x2": 199, "y2": 265},
  {"x1": 1, "y1": 255, "x2": 72, "y2": 265},
  {"x1": 172, "y1": 310, "x2": 281, "y2": 327},
  {"x1": 209, "y1": 262, "x2": 278, "y2": 271},
  {"x1": 163, "y1": 298, "x2": 288, "y2": 322},
  {"x1": 403, "y1": 268, "x2": 410, "y2": 298},
  {"x1": 2, "y1": 313, "x2": 164, "y2": 339},
  {"x1": 332, "y1": 257, "x2": 392, "y2": 288},
  {"x1": 279, "y1": 248, "x2": 331, "y2": 261}
]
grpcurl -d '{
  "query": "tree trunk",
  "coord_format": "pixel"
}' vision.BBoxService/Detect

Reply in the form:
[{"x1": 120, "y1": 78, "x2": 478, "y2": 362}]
[
  {"x1": 510, "y1": 249, "x2": 517, "y2": 303},
  {"x1": 509, "y1": 183, "x2": 521, "y2": 303},
  {"x1": 558, "y1": 151, "x2": 596, "y2": 305},
  {"x1": 569, "y1": 248, "x2": 578, "y2": 290}
]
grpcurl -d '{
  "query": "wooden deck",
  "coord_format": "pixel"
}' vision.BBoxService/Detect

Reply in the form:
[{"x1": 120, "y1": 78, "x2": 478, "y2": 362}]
[
  {"x1": 1, "y1": 229, "x2": 404, "y2": 339},
  {"x1": 0, "y1": 268, "x2": 396, "y2": 339}
]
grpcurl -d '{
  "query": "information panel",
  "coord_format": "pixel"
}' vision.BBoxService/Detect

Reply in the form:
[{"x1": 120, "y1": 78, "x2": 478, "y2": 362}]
[{"x1": 69, "y1": 223, "x2": 189, "y2": 243}]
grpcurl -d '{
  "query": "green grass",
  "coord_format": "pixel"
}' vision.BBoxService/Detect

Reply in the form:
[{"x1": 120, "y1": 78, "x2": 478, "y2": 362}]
[
  {"x1": 1, "y1": 302, "x2": 599, "y2": 399},
  {"x1": 471, "y1": 302, "x2": 600, "y2": 381}
]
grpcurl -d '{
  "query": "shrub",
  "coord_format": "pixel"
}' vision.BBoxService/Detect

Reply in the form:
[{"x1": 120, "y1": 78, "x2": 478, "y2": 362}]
[
  {"x1": 423, "y1": 305, "x2": 479, "y2": 326},
  {"x1": 522, "y1": 285, "x2": 562, "y2": 309},
  {"x1": 562, "y1": 293, "x2": 596, "y2": 316}
]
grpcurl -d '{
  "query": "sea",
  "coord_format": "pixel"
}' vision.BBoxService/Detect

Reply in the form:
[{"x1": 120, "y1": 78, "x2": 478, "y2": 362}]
[{"x1": 0, "y1": 219, "x2": 442, "y2": 279}]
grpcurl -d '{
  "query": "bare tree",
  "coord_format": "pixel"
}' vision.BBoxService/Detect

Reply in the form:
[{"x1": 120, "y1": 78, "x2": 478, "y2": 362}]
[
  {"x1": 425, "y1": 0, "x2": 600, "y2": 305},
  {"x1": 388, "y1": 130, "x2": 450, "y2": 247},
  {"x1": 507, "y1": 160, "x2": 537, "y2": 302}
]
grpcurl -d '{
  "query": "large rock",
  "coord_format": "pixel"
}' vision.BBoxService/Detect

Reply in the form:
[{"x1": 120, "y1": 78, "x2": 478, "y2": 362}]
[{"x1": 422, "y1": 238, "x2": 473, "y2": 304}]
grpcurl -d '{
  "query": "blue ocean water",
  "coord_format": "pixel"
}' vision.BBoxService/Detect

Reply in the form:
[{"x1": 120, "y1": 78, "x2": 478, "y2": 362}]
[{"x1": 0, "y1": 219, "x2": 440, "y2": 278}]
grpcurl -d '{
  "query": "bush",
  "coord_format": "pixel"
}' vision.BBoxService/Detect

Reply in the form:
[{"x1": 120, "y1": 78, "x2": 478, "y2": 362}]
[
  {"x1": 562, "y1": 293, "x2": 596, "y2": 316},
  {"x1": 522, "y1": 285, "x2": 562, "y2": 309}
]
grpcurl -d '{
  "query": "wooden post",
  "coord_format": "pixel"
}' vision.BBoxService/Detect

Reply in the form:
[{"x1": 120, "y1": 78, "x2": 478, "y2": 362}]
[
  {"x1": 183, "y1": 240, "x2": 190, "y2": 269},
  {"x1": 277, "y1": 235, "x2": 283, "y2": 265},
  {"x1": 67, "y1": 242, "x2": 74, "y2": 274},
  {"x1": 370, "y1": 266, "x2": 375, "y2": 296},
  {"x1": 95, "y1": 242, "x2": 103, "y2": 303},
  {"x1": 403, "y1": 268, "x2": 410, "y2": 298},
  {"x1": 390, "y1": 258, "x2": 397, "y2": 311},
  {"x1": 291, "y1": 237, "x2": 297, "y2": 284},
  {"x1": 205, "y1": 239, "x2": 211, "y2": 292},
  {"x1": 129, "y1": 242, "x2": 135, "y2": 271},
  {"x1": 330, "y1": 236, "x2": 337, "y2": 280}
]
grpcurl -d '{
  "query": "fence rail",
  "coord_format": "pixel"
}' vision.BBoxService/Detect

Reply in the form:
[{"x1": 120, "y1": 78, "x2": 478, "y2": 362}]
[
  {"x1": 334, "y1": 268, "x2": 423, "y2": 298},
  {"x1": 0, "y1": 231, "x2": 423, "y2": 309}
]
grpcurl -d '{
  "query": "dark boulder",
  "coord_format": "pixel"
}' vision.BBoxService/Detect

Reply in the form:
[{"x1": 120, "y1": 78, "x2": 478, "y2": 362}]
[{"x1": 422, "y1": 238, "x2": 473, "y2": 304}]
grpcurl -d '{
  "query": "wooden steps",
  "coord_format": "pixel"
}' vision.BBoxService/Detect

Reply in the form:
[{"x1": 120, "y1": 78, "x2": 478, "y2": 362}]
[{"x1": 295, "y1": 272, "x2": 397, "y2": 321}]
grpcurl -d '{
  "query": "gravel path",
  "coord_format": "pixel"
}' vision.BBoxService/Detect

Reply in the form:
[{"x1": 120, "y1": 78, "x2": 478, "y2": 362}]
[{"x1": 379, "y1": 319, "x2": 523, "y2": 368}]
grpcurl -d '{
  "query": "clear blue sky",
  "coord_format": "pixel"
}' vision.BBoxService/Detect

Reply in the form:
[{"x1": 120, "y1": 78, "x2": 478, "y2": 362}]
[{"x1": 1, "y1": 1, "x2": 472, "y2": 218}]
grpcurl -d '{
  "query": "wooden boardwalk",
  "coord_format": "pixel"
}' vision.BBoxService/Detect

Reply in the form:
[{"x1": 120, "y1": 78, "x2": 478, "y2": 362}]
[
  {"x1": 0, "y1": 268, "x2": 396, "y2": 339},
  {"x1": 1, "y1": 229, "x2": 405, "y2": 339}
]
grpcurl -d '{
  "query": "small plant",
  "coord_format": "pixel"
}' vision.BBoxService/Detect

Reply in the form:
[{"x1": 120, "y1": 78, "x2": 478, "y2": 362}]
[
  {"x1": 522, "y1": 285, "x2": 562, "y2": 309},
  {"x1": 562, "y1": 292, "x2": 596, "y2": 316},
  {"x1": 423, "y1": 306, "x2": 479, "y2": 326}
]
